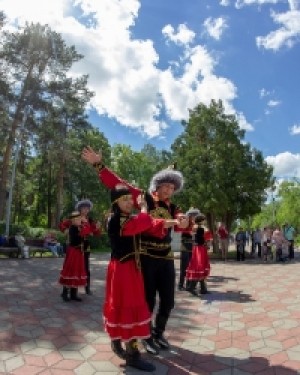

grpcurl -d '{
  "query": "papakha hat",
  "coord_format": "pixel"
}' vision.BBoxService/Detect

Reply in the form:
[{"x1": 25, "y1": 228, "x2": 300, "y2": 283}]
[
  {"x1": 149, "y1": 165, "x2": 184, "y2": 194},
  {"x1": 111, "y1": 184, "x2": 131, "y2": 204},
  {"x1": 186, "y1": 207, "x2": 200, "y2": 216},
  {"x1": 75, "y1": 199, "x2": 93, "y2": 211}
]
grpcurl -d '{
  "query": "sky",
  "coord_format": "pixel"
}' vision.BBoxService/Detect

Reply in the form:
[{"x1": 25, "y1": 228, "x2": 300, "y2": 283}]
[{"x1": 1, "y1": 0, "x2": 300, "y2": 181}]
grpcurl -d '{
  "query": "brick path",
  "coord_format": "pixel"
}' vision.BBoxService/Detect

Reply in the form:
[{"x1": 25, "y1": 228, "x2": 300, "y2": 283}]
[{"x1": 1, "y1": 251, "x2": 300, "y2": 374}]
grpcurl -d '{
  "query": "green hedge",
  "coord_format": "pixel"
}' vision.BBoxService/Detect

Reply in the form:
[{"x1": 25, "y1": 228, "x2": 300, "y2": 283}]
[{"x1": 0, "y1": 222, "x2": 110, "y2": 251}]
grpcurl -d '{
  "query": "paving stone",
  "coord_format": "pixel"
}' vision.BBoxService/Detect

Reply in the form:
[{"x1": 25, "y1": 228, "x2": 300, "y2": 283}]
[
  {"x1": 4, "y1": 354, "x2": 24, "y2": 372},
  {"x1": 2, "y1": 251, "x2": 300, "y2": 374}
]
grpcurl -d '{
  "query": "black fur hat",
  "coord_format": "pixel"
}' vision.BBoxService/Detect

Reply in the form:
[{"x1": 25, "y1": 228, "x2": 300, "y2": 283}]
[
  {"x1": 149, "y1": 166, "x2": 184, "y2": 194},
  {"x1": 111, "y1": 184, "x2": 131, "y2": 204}
]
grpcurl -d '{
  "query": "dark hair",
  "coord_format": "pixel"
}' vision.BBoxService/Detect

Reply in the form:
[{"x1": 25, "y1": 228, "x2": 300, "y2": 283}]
[
  {"x1": 194, "y1": 214, "x2": 206, "y2": 224},
  {"x1": 110, "y1": 185, "x2": 131, "y2": 203}
]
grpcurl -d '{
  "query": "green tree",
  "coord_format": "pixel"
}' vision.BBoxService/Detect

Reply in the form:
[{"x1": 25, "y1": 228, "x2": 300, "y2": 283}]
[
  {"x1": 0, "y1": 23, "x2": 82, "y2": 219},
  {"x1": 171, "y1": 100, "x2": 273, "y2": 235}
]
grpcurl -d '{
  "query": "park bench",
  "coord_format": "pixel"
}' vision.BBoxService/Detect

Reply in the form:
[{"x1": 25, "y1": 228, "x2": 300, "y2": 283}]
[
  {"x1": 25, "y1": 238, "x2": 52, "y2": 257},
  {"x1": 0, "y1": 245, "x2": 21, "y2": 258}
]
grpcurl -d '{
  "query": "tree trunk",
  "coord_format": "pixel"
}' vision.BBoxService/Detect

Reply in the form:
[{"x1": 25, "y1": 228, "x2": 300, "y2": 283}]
[{"x1": 0, "y1": 64, "x2": 34, "y2": 219}]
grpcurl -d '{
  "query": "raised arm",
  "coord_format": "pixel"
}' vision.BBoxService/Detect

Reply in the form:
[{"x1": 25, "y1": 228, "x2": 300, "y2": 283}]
[{"x1": 81, "y1": 146, "x2": 141, "y2": 206}]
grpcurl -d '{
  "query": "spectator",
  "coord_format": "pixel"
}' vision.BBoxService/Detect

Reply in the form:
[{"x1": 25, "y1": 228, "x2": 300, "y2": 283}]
[
  {"x1": 252, "y1": 228, "x2": 262, "y2": 258},
  {"x1": 283, "y1": 223, "x2": 296, "y2": 260},
  {"x1": 272, "y1": 226, "x2": 287, "y2": 262},
  {"x1": 262, "y1": 227, "x2": 272, "y2": 262},
  {"x1": 217, "y1": 222, "x2": 229, "y2": 261},
  {"x1": 235, "y1": 227, "x2": 246, "y2": 261},
  {"x1": 0, "y1": 234, "x2": 7, "y2": 246},
  {"x1": 44, "y1": 232, "x2": 63, "y2": 257},
  {"x1": 14, "y1": 231, "x2": 27, "y2": 258}
]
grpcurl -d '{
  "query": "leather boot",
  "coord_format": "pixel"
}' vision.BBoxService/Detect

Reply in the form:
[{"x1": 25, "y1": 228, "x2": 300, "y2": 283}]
[
  {"x1": 61, "y1": 287, "x2": 70, "y2": 302},
  {"x1": 186, "y1": 280, "x2": 198, "y2": 296},
  {"x1": 111, "y1": 339, "x2": 126, "y2": 359},
  {"x1": 153, "y1": 314, "x2": 170, "y2": 350},
  {"x1": 200, "y1": 279, "x2": 209, "y2": 294},
  {"x1": 70, "y1": 288, "x2": 82, "y2": 301},
  {"x1": 125, "y1": 340, "x2": 155, "y2": 372}
]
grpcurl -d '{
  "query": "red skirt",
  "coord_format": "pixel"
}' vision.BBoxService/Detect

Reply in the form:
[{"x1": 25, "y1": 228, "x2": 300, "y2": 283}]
[
  {"x1": 103, "y1": 259, "x2": 151, "y2": 342},
  {"x1": 59, "y1": 246, "x2": 87, "y2": 287},
  {"x1": 186, "y1": 245, "x2": 210, "y2": 280}
]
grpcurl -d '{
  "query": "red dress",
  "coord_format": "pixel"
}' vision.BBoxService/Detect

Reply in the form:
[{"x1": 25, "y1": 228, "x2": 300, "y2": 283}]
[
  {"x1": 59, "y1": 225, "x2": 90, "y2": 287},
  {"x1": 186, "y1": 227, "x2": 211, "y2": 281},
  {"x1": 103, "y1": 212, "x2": 166, "y2": 342}
]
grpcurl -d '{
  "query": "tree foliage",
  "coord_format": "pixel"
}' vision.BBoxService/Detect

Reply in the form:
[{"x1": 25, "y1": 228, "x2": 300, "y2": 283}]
[{"x1": 171, "y1": 100, "x2": 273, "y2": 231}]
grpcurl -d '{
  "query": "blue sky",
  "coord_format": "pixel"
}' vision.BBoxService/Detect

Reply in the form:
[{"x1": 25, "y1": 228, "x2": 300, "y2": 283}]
[{"x1": 1, "y1": 0, "x2": 300, "y2": 180}]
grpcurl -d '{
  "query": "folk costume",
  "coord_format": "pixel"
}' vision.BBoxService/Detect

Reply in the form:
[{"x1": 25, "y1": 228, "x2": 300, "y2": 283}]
[
  {"x1": 93, "y1": 162, "x2": 184, "y2": 354},
  {"x1": 59, "y1": 199, "x2": 101, "y2": 295},
  {"x1": 178, "y1": 208, "x2": 200, "y2": 291},
  {"x1": 104, "y1": 186, "x2": 166, "y2": 372},
  {"x1": 186, "y1": 214, "x2": 211, "y2": 296},
  {"x1": 59, "y1": 211, "x2": 90, "y2": 302}
]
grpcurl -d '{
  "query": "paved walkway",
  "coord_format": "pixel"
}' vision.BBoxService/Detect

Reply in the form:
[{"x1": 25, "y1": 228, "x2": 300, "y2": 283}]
[{"x1": 1, "y1": 251, "x2": 300, "y2": 375}]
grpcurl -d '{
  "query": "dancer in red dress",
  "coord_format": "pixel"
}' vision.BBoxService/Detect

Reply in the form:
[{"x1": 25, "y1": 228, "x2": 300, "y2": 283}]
[
  {"x1": 105, "y1": 184, "x2": 169, "y2": 372},
  {"x1": 59, "y1": 211, "x2": 90, "y2": 302},
  {"x1": 186, "y1": 213, "x2": 211, "y2": 296},
  {"x1": 59, "y1": 199, "x2": 101, "y2": 295},
  {"x1": 81, "y1": 147, "x2": 189, "y2": 355}
]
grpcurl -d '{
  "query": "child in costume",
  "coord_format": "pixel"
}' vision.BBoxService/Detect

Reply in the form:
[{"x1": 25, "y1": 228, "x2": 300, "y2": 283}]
[
  {"x1": 185, "y1": 213, "x2": 211, "y2": 296},
  {"x1": 105, "y1": 184, "x2": 168, "y2": 372},
  {"x1": 59, "y1": 211, "x2": 90, "y2": 302}
]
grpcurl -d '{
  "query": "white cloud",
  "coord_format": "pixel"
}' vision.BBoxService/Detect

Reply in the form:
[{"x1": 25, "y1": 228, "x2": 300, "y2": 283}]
[
  {"x1": 0, "y1": 0, "x2": 252, "y2": 138},
  {"x1": 220, "y1": 0, "x2": 231, "y2": 6},
  {"x1": 289, "y1": 124, "x2": 300, "y2": 135},
  {"x1": 266, "y1": 152, "x2": 300, "y2": 178},
  {"x1": 235, "y1": 0, "x2": 279, "y2": 8},
  {"x1": 256, "y1": 8, "x2": 300, "y2": 50},
  {"x1": 259, "y1": 88, "x2": 271, "y2": 97},
  {"x1": 203, "y1": 17, "x2": 228, "y2": 40},
  {"x1": 162, "y1": 24, "x2": 195, "y2": 45},
  {"x1": 267, "y1": 99, "x2": 281, "y2": 107}
]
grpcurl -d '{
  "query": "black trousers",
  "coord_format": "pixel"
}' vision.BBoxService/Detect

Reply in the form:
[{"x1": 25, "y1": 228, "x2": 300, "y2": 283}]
[
  {"x1": 141, "y1": 255, "x2": 175, "y2": 328},
  {"x1": 84, "y1": 251, "x2": 90, "y2": 289},
  {"x1": 236, "y1": 244, "x2": 245, "y2": 261},
  {"x1": 178, "y1": 244, "x2": 192, "y2": 288},
  {"x1": 288, "y1": 240, "x2": 294, "y2": 259}
]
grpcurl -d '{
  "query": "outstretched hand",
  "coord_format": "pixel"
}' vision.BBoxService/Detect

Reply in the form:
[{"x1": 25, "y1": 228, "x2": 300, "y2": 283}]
[{"x1": 81, "y1": 146, "x2": 102, "y2": 165}]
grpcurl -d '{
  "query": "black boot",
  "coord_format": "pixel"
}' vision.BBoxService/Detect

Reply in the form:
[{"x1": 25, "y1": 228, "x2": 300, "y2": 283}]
[
  {"x1": 200, "y1": 279, "x2": 209, "y2": 294},
  {"x1": 153, "y1": 315, "x2": 170, "y2": 350},
  {"x1": 85, "y1": 285, "x2": 93, "y2": 295},
  {"x1": 111, "y1": 339, "x2": 126, "y2": 359},
  {"x1": 61, "y1": 287, "x2": 70, "y2": 302},
  {"x1": 186, "y1": 280, "x2": 198, "y2": 296},
  {"x1": 125, "y1": 340, "x2": 155, "y2": 372},
  {"x1": 141, "y1": 323, "x2": 160, "y2": 355},
  {"x1": 70, "y1": 288, "x2": 82, "y2": 301}
]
